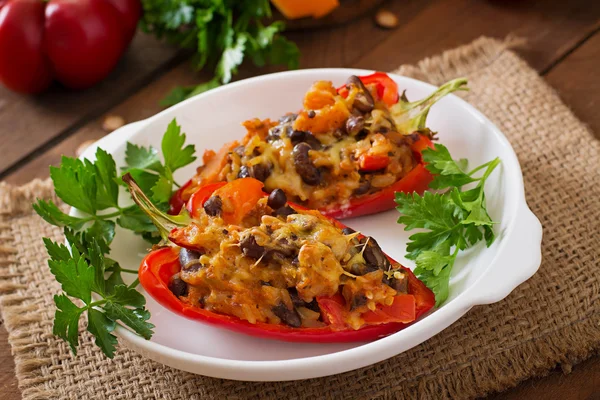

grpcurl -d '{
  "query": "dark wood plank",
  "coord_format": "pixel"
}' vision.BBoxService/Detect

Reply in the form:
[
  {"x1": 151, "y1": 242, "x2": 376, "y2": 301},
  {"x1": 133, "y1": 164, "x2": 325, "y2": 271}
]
[
  {"x1": 0, "y1": 33, "x2": 183, "y2": 178},
  {"x1": 352, "y1": 0, "x2": 600, "y2": 73},
  {"x1": 545, "y1": 32, "x2": 600, "y2": 139},
  {"x1": 0, "y1": 324, "x2": 19, "y2": 400}
]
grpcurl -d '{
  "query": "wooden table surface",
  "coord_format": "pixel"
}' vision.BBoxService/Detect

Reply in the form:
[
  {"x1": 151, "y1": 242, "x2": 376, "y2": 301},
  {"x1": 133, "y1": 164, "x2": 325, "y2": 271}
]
[{"x1": 1, "y1": 1, "x2": 599, "y2": 398}]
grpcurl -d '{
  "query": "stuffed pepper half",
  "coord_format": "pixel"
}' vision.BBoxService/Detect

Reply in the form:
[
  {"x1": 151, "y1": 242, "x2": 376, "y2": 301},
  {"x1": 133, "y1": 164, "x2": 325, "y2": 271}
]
[
  {"x1": 125, "y1": 175, "x2": 435, "y2": 342},
  {"x1": 171, "y1": 73, "x2": 467, "y2": 219}
]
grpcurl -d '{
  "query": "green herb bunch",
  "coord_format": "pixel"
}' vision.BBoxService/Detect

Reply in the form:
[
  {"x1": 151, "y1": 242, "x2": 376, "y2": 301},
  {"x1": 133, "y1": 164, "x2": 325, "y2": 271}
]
[
  {"x1": 34, "y1": 119, "x2": 196, "y2": 357},
  {"x1": 395, "y1": 144, "x2": 500, "y2": 306},
  {"x1": 140, "y1": 0, "x2": 300, "y2": 106}
]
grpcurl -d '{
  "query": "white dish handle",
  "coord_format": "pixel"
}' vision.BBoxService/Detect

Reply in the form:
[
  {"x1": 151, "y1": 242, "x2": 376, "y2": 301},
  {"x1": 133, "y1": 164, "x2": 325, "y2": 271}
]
[{"x1": 471, "y1": 203, "x2": 542, "y2": 305}]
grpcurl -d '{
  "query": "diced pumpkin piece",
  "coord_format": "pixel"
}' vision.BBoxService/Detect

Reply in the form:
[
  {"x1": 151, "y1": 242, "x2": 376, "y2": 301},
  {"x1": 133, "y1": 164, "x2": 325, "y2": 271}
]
[
  {"x1": 312, "y1": 0, "x2": 340, "y2": 18},
  {"x1": 271, "y1": 0, "x2": 340, "y2": 20}
]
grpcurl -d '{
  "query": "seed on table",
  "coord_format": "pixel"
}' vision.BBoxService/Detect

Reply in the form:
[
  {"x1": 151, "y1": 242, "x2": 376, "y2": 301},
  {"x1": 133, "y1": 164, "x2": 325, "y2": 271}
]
[
  {"x1": 102, "y1": 114, "x2": 126, "y2": 132},
  {"x1": 375, "y1": 10, "x2": 399, "y2": 29},
  {"x1": 75, "y1": 139, "x2": 97, "y2": 157}
]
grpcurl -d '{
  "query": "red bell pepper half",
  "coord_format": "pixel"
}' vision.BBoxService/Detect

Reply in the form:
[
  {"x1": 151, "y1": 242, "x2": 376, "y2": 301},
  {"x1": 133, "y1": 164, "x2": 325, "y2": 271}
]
[{"x1": 138, "y1": 180, "x2": 435, "y2": 343}]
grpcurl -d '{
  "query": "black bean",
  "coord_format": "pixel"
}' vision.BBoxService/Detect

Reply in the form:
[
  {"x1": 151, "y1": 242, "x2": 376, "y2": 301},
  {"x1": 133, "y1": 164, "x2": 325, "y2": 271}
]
[
  {"x1": 203, "y1": 196, "x2": 222, "y2": 217},
  {"x1": 346, "y1": 75, "x2": 375, "y2": 113},
  {"x1": 346, "y1": 115, "x2": 365, "y2": 136},
  {"x1": 272, "y1": 302, "x2": 302, "y2": 327},
  {"x1": 267, "y1": 189, "x2": 287, "y2": 209},
  {"x1": 275, "y1": 238, "x2": 296, "y2": 257},
  {"x1": 238, "y1": 165, "x2": 250, "y2": 178},
  {"x1": 289, "y1": 130, "x2": 307, "y2": 144},
  {"x1": 168, "y1": 276, "x2": 188, "y2": 297},
  {"x1": 249, "y1": 164, "x2": 271, "y2": 182},
  {"x1": 350, "y1": 294, "x2": 368, "y2": 311},
  {"x1": 266, "y1": 126, "x2": 281, "y2": 142},
  {"x1": 355, "y1": 129, "x2": 368, "y2": 141},
  {"x1": 179, "y1": 248, "x2": 203, "y2": 272},
  {"x1": 288, "y1": 288, "x2": 320, "y2": 313},
  {"x1": 233, "y1": 145, "x2": 245, "y2": 157},
  {"x1": 263, "y1": 250, "x2": 288, "y2": 264},
  {"x1": 292, "y1": 143, "x2": 321, "y2": 185},
  {"x1": 408, "y1": 132, "x2": 421, "y2": 144},
  {"x1": 390, "y1": 273, "x2": 409, "y2": 294},
  {"x1": 275, "y1": 205, "x2": 296, "y2": 218},
  {"x1": 260, "y1": 281, "x2": 272, "y2": 286},
  {"x1": 279, "y1": 113, "x2": 298, "y2": 124},
  {"x1": 304, "y1": 134, "x2": 322, "y2": 150},
  {"x1": 342, "y1": 227, "x2": 356, "y2": 235},
  {"x1": 353, "y1": 180, "x2": 371, "y2": 195},
  {"x1": 361, "y1": 236, "x2": 391, "y2": 270},
  {"x1": 307, "y1": 110, "x2": 316, "y2": 118},
  {"x1": 343, "y1": 227, "x2": 361, "y2": 248},
  {"x1": 240, "y1": 235, "x2": 264, "y2": 259},
  {"x1": 333, "y1": 128, "x2": 345, "y2": 138}
]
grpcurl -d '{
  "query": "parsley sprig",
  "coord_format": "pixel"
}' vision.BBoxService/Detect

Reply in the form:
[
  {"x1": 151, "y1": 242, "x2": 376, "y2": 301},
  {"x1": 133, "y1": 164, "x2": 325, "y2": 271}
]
[
  {"x1": 34, "y1": 118, "x2": 196, "y2": 357},
  {"x1": 47, "y1": 232, "x2": 153, "y2": 358},
  {"x1": 34, "y1": 119, "x2": 195, "y2": 245},
  {"x1": 140, "y1": 0, "x2": 300, "y2": 106},
  {"x1": 396, "y1": 144, "x2": 500, "y2": 306}
]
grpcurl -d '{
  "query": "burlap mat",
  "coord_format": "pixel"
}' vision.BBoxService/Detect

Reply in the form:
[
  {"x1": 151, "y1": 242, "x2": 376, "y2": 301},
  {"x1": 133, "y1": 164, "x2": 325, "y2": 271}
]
[{"x1": 1, "y1": 37, "x2": 599, "y2": 400}]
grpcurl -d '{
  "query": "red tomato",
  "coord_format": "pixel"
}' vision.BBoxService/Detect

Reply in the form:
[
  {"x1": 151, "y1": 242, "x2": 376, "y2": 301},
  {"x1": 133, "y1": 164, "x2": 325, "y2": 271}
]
[
  {"x1": 359, "y1": 154, "x2": 390, "y2": 171},
  {"x1": 0, "y1": 0, "x2": 141, "y2": 93}
]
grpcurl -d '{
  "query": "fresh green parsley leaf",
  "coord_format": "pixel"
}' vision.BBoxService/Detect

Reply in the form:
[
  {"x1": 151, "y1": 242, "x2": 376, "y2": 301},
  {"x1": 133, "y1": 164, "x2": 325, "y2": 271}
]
[
  {"x1": 50, "y1": 157, "x2": 97, "y2": 214},
  {"x1": 48, "y1": 246, "x2": 94, "y2": 304},
  {"x1": 117, "y1": 206, "x2": 159, "y2": 234},
  {"x1": 217, "y1": 33, "x2": 247, "y2": 84},
  {"x1": 160, "y1": 79, "x2": 220, "y2": 107},
  {"x1": 161, "y1": 119, "x2": 197, "y2": 175},
  {"x1": 33, "y1": 200, "x2": 87, "y2": 230},
  {"x1": 119, "y1": 168, "x2": 160, "y2": 195},
  {"x1": 396, "y1": 143, "x2": 500, "y2": 306},
  {"x1": 53, "y1": 294, "x2": 83, "y2": 355},
  {"x1": 151, "y1": 175, "x2": 174, "y2": 204},
  {"x1": 103, "y1": 303, "x2": 154, "y2": 340},
  {"x1": 87, "y1": 309, "x2": 118, "y2": 358},
  {"x1": 87, "y1": 219, "x2": 116, "y2": 247},
  {"x1": 266, "y1": 36, "x2": 300, "y2": 69},
  {"x1": 93, "y1": 148, "x2": 120, "y2": 209},
  {"x1": 422, "y1": 144, "x2": 477, "y2": 189},
  {"x1": 124, "y1": 142, "x2": 163, "y2": 173},
  {"x1": 414, "y1": 264, "x2": 452, "y2": 307}
]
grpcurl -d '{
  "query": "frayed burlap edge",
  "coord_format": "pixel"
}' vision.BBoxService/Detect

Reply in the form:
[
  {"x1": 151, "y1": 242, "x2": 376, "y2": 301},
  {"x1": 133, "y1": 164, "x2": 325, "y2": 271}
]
[
  {"x1": 0, "y1": 179, "x2": 58, "y2": 399},
  {"x1": 0, "y1": 179, "x2": 56, "y2": 217},
  {"x1": 0, "y1": 36, "x2": 599, "y2": 400}
]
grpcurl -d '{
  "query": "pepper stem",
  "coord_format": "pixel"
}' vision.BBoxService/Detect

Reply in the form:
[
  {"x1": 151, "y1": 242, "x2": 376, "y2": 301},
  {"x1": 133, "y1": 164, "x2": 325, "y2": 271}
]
[
  {"x1": 122, "y1": 173, "x2": 187, "y2": 241},
  {"x1": 390, "y1": 78, "x2": 469, "y2": 134}
]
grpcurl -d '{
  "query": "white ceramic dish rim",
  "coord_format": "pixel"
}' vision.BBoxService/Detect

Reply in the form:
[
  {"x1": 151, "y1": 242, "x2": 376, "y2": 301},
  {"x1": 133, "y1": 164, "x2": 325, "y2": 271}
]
[{"x1": 77, "y1": 68, "x2": 543, "y2": 381}]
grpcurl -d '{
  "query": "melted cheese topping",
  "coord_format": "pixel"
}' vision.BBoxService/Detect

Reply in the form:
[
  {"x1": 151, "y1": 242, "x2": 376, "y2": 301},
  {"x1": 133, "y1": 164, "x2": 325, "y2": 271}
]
[{"x1": 173, "y1": 198, "x2": 402, "y2": 329}]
